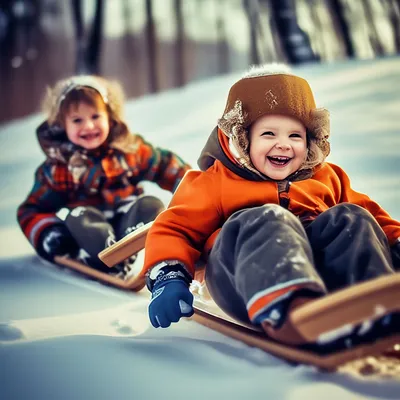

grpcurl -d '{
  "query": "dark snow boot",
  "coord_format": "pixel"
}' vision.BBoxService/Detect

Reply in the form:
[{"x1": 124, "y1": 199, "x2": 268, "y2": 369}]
[
  {"x1": 63, "y1": 206, "x2": 116, "y2": 272},
  {"x1": 110, "y1": 195, "x2": 165, "y2": 277}
]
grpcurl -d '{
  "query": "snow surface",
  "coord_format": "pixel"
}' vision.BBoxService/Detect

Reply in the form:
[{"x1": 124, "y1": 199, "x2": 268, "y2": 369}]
[{"x1": 1, "y1": 57, "x2": 400, "y2": 399}]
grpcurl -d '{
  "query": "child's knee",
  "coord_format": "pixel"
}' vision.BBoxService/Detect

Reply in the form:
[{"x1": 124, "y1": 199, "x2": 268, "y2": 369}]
[
  {"x1": 260, "y1": 204, "x2": 296, "y2": 222},
  {"x1": 128, "y1": 195, "x2": 165, "y2": 223},
  {"x1": 331, "y1": 203, "x2": 376, "y2": 225},
  {"x1": 230, "y1": 204, "x2": 294, "y2": 224},
  {"x1": 221, "y1": 204, "x2": 303, "y2": 244},
  {"x1": 135, "y1": 195, "x2": 165, "y2": 213},
  {"x1": 244, "y1": 204, "x2": 301, "y2": 231}
]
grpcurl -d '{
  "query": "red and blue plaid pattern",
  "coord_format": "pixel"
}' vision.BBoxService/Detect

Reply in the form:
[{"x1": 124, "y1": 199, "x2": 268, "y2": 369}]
[{"x1": 17, "y1": 135, "x2": 191, "y2": 249}]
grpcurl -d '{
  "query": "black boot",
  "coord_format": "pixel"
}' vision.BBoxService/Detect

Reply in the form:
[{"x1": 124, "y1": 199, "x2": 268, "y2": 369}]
[{"x1": 63, "y1": 206, "x2": 116, "y2": 272}]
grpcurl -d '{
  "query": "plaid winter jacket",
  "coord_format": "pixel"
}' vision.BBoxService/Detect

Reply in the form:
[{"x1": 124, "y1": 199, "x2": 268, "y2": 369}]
[{"x1": 17, "y1": 121, "x2": 191, "y2": 250}]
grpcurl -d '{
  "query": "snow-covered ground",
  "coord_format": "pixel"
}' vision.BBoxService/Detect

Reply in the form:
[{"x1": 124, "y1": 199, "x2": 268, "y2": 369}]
[{"x1": 0, "y1": 57, "x2": 399, "y2": 400}]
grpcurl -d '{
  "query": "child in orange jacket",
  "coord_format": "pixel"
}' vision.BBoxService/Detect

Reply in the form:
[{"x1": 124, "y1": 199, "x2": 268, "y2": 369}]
[
  {"x1": 17, "y1": 75, "x2": 191, "y2": 275},
  {"x1": 142, "y1": 64, "x2": 400, "y2": 348}
]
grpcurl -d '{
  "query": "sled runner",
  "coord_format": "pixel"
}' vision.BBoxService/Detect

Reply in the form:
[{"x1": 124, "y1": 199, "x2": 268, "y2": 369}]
[
  {"x1": 192, "y1": 296, "x2": 399, "y2": 370},
  {"x1": 53, "y1": 222, "x2": 203, "y2": 291},
  {"x1": 53, "y1": 222, "x2": 154, "y2": 290},
  {"x1": 54, "y1": 255, "x2": 146, "y2": 291}
]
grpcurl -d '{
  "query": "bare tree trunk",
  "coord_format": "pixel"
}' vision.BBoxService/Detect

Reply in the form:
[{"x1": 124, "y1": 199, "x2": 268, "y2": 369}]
[
  {"x1": 389, "y1": 0, "x2": 400, "y2": 52},
  {"x1": 329, "y1": 0, "x2": 355, "y2": 57},
  {"x1": 216, "y1": 0, "x2": 229, "y2": 74},
  {"x1": 71, "y1": 0, "x2": 86, "y2": 73},
  {"x1": 71, "y1": 0, "x2": 104, "y2": 75},
  {"x1": 86, "y1": 0, "x2": 104, "y2": 74},
  {"x1": 174, "y1": 0, "x2": 185, "y2": 87},
  {"x1": 362, "y1": 0, "x2": 384, "y2": 56},
  {"x1": 243, "y1": 0, "x2": 261, "y2": 64},
  {"x1": 145, "y1": 0, "x2": 158, "y2": 93},
  {"x1": 269, "y1": 0, "x2": 318, "y2": 64}
]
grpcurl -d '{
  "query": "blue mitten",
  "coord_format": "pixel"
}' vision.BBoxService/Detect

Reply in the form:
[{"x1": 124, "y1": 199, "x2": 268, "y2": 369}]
[{"x1": 148, "y1": 266, "x2": 194, "y2": 328}]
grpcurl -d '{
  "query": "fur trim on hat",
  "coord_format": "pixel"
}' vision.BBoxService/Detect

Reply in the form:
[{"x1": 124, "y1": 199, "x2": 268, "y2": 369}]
[
  {"x1": 242, "y1": 63, "x2": 293, "y2": 78},
  {"x1": 42, "y1": 75, "x2": 125, "y2": 125}
]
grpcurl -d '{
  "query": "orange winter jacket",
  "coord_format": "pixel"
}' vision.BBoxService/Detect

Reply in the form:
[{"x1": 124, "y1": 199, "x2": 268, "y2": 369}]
[{"x1": 141, "y1": 128, "x2": 400, "y2": 278}]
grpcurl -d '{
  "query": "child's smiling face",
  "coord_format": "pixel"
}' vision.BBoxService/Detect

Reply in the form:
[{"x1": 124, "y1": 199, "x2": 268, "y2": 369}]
[
  {"x1": 64, "y1": 101, "x2": 110, "y2": 150},
  {"x1": 249, "y1": 114, "x2": 307, "y2": 180}
]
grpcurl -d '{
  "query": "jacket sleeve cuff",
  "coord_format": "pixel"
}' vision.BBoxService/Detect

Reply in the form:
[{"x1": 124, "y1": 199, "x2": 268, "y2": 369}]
[{"x1": 145, "y1": 260, "x2": 193, "y2": 291}]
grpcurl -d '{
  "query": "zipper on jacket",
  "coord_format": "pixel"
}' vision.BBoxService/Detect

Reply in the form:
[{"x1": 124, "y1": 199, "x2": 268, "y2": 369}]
[{"x1": 277, "y1": 180, "x2": 291, "y2": 209}]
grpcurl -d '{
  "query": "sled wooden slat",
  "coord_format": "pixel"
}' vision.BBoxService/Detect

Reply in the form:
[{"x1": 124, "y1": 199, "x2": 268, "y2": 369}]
[
  {"x1": 192, "y1": 305, "x2": 399, "y2": 370},
  {"x1": 291, "y1": 274, "x2": 400, "y2": 342},
  {"x1": 98, "y1": 221, "x2": 153, "y2": 268},
  {"x1": 54, "y1": 256, "x2": 145, "y2": 291}
]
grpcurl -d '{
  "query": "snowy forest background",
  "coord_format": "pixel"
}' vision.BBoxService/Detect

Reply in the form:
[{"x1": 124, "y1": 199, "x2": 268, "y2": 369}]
[
  {"x1": 1, "y1": 0, "x2": 400, "y2": 122},
  {"x1": 1, "y1": 1, "x2": 400, "y2": 399}
]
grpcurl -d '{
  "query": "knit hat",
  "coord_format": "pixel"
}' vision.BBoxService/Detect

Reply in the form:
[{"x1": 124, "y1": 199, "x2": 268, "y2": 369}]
[{"x1": 217, "y1": 64, "x2": 330, "y2": 174}]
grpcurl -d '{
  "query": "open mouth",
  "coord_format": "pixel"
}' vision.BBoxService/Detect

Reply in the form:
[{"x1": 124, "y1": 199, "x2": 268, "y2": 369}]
[
  {"x1": 267, "y1": 156, "x2": 291, "y2": 167},
  {"x1": 80, "y1": 132, "x2": 100, "y2": 141}
]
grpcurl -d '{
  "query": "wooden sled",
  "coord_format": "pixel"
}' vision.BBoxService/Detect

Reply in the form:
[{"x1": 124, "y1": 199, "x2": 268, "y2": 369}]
[
  {"x1": 56, "y1": 221, "x2": 399, "y2": 370},
  {"x1": 53, "y1": 222, "x2": 154, "y2": 290},
  {"x1": 54, "y1": 255, "x2": 146, "y2": 291}
]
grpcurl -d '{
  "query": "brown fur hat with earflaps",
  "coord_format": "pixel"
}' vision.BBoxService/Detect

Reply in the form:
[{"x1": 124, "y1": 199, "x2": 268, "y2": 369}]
[{"x1": 217, "y1": 63, "x2": 330, "y2": 177}]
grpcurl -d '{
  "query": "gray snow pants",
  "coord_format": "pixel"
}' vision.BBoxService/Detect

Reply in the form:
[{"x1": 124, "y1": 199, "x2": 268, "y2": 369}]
[{"x1": 206, "y1": 203, "x2": 395, "y2": 326}]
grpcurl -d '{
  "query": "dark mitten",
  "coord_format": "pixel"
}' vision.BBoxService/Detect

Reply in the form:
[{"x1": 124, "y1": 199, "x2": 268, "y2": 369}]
[
  {"x1": 148, "y1": 265, "x2": 194, "y2": 328},
  {"x1": 38, "y1": 225, "x2": 78, "y2": 261},
  {"x1": 391, "y1": 240, "x2": 400, "y2": 271}
]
